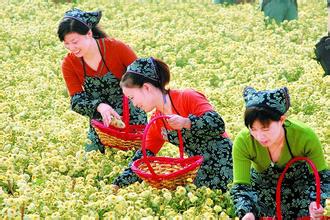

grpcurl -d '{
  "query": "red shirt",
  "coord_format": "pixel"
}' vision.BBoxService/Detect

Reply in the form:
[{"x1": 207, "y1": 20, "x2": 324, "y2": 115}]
[
  {"x1": 145, "y1": 89, "x2": 215, "y2": 154},
  {"x1": 61, "y1": 38, "x2": 137, "y2": 96}
]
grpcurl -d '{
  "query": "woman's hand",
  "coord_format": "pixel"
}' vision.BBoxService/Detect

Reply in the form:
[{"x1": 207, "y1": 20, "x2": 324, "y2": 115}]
[
  {"x1": 97, "y1": 103, "x2": 121, "y2": 127},
  {"x1": 309, "y1": 201, "x2": 324, "y2": 219},
  {"x1": 242, "y1": 213, "x2": 255, "y2": 220},
  {"x1": 111, "y1": 184, "x2": 119, "y2": 194},
  {"x1": 166, "y1": 114, "x2": 191, "y2": 130}
]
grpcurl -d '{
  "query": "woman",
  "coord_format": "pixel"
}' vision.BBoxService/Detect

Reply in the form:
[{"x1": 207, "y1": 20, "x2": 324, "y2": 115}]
[
  {"x1": 230, "y1": 87, "x2": 329, "y2": 219},
  {"x1": 112, "y1": 57, "x2": 233, "y2": 191},
  {"x1": 57, "y1": 8, "x2": 147, "y2": 153},
  {"x1": 260, "y1": 0, "x2": 298, "y2": 24}
]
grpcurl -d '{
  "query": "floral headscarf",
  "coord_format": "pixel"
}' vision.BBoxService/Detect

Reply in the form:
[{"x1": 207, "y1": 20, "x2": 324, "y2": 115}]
[
  {"x1": 64, "y1": 8, "x2": 102, "y2": 29},
  {"x1": 126, "y1": 57, "x2": 159, "y2": 82},
  {"x1": 243, "y1": 86, "x2": 290, "y2": 115}
]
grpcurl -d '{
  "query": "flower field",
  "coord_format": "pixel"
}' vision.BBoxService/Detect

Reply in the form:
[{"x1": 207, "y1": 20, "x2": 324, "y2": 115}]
[{"x1": 0, "y1": 0, "x2": 329, "y2": 219}]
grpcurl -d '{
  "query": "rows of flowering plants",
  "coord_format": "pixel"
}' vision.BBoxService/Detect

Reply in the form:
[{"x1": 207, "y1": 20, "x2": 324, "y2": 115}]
[{"x1": 0, "y1": 0, "x2": 329, "y2": 218}]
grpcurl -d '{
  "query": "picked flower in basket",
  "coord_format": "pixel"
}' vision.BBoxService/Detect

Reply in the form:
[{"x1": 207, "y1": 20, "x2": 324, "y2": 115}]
[
  {"x1": 131, "y1": 115, "x2": 204, "y2": 190},
  {"x1": 91, "y1": 96, "x2": 145, "y2": 151},
  {"x1": 260, "y1": 157, "x2": 328, "y2": 220}
]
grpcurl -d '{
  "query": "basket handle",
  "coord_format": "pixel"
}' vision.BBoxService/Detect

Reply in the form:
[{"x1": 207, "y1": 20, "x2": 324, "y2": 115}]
[
  {"x1": 122, "y1": 95, "x2": 130, "y2": 132},
  {"x1": 275, "y1": 157, "x2": 321, "y2": 220},
  {"x1": 141, "y1": 115, "x2": 185, "y2": 177},
  {"x1": 327, "y1": 0, "x2": 330, "y2": 36}
]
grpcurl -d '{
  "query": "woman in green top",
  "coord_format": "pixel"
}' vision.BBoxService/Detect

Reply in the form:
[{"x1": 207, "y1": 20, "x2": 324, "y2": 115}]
[{"x1": 230, "y1": 86, "x2": 329, "y2": 219}]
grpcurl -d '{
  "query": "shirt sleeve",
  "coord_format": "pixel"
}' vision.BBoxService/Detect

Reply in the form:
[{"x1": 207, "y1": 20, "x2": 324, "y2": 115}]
[
  {"x1": 231, "y1": 131, "x2": 260, "y2": 218},
  {"x1": 188, "y1": 111, "x2": 226, "y2": 137},
  {"x1": 232, "y1": 131, "x2": 253, "y2": 184},
  {"x1": 179, "y1": 90, "x2": 226, "y2": 137},
  {"x1": 114, "y1": 40, "x2": 137, "y2": 74},
  {"x1": 309, "y1": 170, "x2": 330, "y2": 204},
  {"x1": 61, "y1": 56, "x2": 84, "y2": 96},
  {"x1": 145, "y1": 118, "x2": 166, "y2": 154},
  {"x1": 61, "y1": 56, "x2": 103, "y2": 117},
  {"x1": 301, "y1": 127, "x2": 328, "y2": 172},
  {"x1": 230, "y1": 183, "x2": 260, "y2": 218},
  {"x1": 305, "y1": 128, "x2": 330, "y2": 202},
  {"x1": 182, "y1": 90, "x2": 214, "y2": 116},
  {"x1": 70, "y1": 92, "x2": 103, "y2": 118}
]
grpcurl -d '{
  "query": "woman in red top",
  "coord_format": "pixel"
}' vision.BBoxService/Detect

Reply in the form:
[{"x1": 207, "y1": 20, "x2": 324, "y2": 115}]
[
  {"x1": 112, "y1": 57, "x2": 233, "y2": 191},
  {"x1": 57, "y1": 8, "x2": 147, "y2": 153}
]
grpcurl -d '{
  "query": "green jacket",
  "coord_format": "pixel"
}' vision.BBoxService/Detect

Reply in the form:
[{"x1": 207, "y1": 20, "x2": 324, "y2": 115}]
[{"x1": 233, "y1": 119, "x2": 328, "y2": 184}]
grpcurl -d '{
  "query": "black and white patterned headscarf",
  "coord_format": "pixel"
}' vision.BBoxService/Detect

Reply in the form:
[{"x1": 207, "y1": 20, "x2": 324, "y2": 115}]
[{"x1": 64, "y1": 8, "x2": 102, "y2": 29}]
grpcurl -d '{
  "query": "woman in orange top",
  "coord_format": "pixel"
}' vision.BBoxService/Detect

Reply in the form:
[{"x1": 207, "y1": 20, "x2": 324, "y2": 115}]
[
  {"x1": 57, "y1": 8, "x2": 147, "y2": 153},
  {"x1": 112, "y1": 57, "x2": 233, "y2": 191}
]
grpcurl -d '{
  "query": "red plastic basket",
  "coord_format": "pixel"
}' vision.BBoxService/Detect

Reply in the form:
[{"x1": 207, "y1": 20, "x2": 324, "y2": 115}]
[
  {"x1": 131, "y1": 115, "x2": 204, "y2": 190},
  {"x1": 260, "y1": 157, "x2": 329, "y2": 220},
  {"x1": 91, "y1": 96, "x2": 145, "y2": 151}
]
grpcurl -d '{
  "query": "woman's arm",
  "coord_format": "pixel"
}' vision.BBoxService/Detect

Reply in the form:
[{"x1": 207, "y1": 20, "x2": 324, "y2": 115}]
[
  {"x1": 61, "y1": 57, "x2": 104, "y2": 118},
  {"x1": 115, "y1": 40, "x2": 138, "y2": 67},
  {"x1": 231, "y1": 131, "x2": 259, "y2": 217},
  {"x1": 112, "y1": 149, "x2": 154, "y2": 187},
  {"x1": 188, "y1": 111, "x2": 226, "y2": 137},
  {"x1": 309, "y1": 170, "x2": 330, "y2": 211},
  {"x1": 70, "y1": 92, "x2": 103, "y2": 118},
  {"x1": 113, "y1": 118, "x2": 165, "y2": 187},
  {"x1": 176, "y1": 89, "x2": 227, "y2": 137},
  {"x1": 231, "y1": 184, "x2": 259, "y2": 218},
  {"x1": 165, "y1": 111, "x2": 226, "y2": 137}
]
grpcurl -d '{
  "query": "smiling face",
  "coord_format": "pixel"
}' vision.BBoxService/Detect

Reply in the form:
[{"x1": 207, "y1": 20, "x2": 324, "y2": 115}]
[
  {"x1": 249, "y1": 117, "x2": 285, "y2": 148},
  {"x1": 122, "y1": 83, "x2": 158, "y2": 113},
  {"x1": 63, "y1": 31, "x2": 93, "y2": 57}
]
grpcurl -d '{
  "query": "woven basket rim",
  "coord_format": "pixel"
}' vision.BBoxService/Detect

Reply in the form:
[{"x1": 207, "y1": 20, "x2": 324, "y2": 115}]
[
  {"x1": 92, "y1": 119, "x2": 145, "y2": 139},
  {"x1": 131, "y1": 155, "x2": 203, "y2": 180}
]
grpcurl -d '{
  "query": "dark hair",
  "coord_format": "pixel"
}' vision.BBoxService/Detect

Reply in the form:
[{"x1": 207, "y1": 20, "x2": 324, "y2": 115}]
[
  {"x1": 120, "y1": 58, "x2": 170, "y2": 93},
  {"x1": 244, "y1": 107, "x2": 282, "y2": 128},
  {"x1": 57, "y1": 18, "x2": 107, "y2": 41}
]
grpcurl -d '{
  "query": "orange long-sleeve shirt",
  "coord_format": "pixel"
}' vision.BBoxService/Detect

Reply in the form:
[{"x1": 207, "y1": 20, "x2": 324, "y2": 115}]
[
  {"x1": 145, "y1": 89, "x2": 215, "y2": 154},
  {"x1": 61, "y1": 38, "x2": 137, "y2": 96}
]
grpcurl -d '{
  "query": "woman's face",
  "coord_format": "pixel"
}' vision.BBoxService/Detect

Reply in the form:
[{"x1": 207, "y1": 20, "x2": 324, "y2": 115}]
[
  {"x1": 249, "y1": 117, "x2": 285, "y2": 148},
  {"x1": 122, "y1": 84, "x2": 157, "y2": 113},
  {"x1": 63, "y1": 31, "x2": 92, "y2": 57}
]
